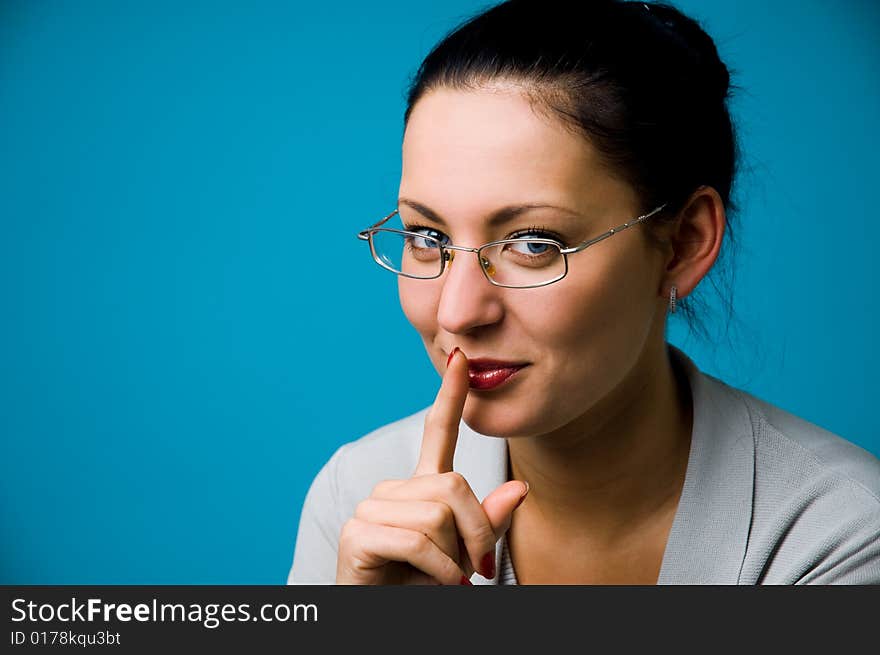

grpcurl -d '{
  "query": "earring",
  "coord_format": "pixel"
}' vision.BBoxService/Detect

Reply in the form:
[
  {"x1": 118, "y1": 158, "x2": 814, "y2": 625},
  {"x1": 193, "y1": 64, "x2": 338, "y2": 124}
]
[{"x1": 669, "y1": 285, "x2": 678, "y2": 314}]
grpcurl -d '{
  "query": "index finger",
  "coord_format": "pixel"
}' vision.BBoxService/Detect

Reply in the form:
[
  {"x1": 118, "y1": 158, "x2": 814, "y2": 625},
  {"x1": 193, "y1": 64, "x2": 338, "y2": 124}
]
[{"x1": 414, "y1": 347, "x2": 469, "y2": 476}]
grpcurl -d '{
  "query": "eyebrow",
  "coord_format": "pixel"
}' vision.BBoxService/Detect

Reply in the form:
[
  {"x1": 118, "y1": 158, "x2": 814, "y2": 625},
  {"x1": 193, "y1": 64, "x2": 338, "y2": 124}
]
[{"x1": 397, "y1": 198, "x2": 584, "y2": 226}]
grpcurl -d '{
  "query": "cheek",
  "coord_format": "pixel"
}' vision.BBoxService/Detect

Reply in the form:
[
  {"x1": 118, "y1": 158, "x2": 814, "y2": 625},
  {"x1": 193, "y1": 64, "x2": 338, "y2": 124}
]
[
  {"x1": 398, "y1": 277, "x2": 440, "y2": 337},
  {"x1": 527, "y1": 248, "x2": 659, "y2": 375}
]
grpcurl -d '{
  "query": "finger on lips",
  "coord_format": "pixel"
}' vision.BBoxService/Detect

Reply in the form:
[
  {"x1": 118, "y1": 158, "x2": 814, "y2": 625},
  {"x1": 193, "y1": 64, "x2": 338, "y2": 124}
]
[
  {"x1": 403, "y1": 349, "x2": 493, "y2": 579},
  {"x1": 357, "y1": 346, "x2": 516, "y2": 584},
  {"x1": 414, "y1": 347, "x2": 468, "y2": 478}
]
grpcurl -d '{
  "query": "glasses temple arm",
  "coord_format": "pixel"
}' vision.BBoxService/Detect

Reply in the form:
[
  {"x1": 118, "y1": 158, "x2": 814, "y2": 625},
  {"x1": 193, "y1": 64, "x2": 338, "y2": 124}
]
[
  {"x1": 357, "y1": 209, "x2": 400, "y2": 240},
  {"x1": 560, "y1": 203, "x2": 668, "y2": 254}
]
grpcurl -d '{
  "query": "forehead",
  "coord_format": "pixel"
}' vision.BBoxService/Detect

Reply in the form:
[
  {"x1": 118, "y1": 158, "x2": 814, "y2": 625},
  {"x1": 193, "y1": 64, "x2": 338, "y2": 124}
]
[{"x1": 401, "y1": 86, "x2": 632, "y2": 213}]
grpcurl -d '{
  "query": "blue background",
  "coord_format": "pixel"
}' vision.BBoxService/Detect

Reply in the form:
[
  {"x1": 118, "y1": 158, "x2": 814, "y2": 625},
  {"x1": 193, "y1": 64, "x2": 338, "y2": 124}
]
[{"x1": 2, "y1": 0, "x2": 878, "y2": 583}]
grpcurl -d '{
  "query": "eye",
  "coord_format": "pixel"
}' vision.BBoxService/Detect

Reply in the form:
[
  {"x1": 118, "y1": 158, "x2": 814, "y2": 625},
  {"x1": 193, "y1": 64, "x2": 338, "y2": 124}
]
[
  {"x1": 507, "y1": 227, "x2": 565, "y2": 254},
  {"x1": 492, "y1": 228, "x2": 565, "y2": 271},
  {"x1": 508, "y1": 240, "x2": 553, "y2": 255},
  {"x1": 406, "y1": 225, "x2": 450, "y2": 249}
]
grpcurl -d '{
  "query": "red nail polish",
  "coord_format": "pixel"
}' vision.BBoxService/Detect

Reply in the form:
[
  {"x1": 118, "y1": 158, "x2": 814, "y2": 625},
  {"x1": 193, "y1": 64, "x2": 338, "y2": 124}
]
[
  {"x1": 447, "y1": 347, "x2": 460, "y2": 367},
  {"x1": 460, "y1": 575, "x2": 472, "y2": 585},
  {"x1": 480, "y1": 552, "x2": 496, "y2": 580}
]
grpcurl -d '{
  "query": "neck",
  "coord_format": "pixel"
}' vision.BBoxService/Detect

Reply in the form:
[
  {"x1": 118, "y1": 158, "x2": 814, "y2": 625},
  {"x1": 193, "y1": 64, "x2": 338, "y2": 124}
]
[{"x1": 506, "y1": 340, "x2": 693, "y2": 541}]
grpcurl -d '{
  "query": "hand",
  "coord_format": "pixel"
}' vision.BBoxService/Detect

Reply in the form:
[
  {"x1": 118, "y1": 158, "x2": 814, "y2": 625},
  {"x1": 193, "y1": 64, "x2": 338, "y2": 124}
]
[{"x1": 336, "y1": 348, "x2": 530, "y2": 584}]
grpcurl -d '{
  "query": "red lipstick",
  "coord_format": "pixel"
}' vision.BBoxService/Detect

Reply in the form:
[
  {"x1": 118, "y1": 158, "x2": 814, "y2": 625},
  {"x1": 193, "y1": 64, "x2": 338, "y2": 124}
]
[{"x1": 465, "y1": 358, "x2": 528, "y2": 390}]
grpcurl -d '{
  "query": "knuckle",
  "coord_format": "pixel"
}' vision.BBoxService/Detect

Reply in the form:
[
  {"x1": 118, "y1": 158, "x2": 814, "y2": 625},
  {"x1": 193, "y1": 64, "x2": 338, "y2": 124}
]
[
  {"x1": 370, "y1": 479, "x2": 397, "y2": 498},
  {"x1": 354, "y1": 498, "x2": 374, "y2": 520},
  {"x1": 339, "y1": 518, "x2": 360, "y2": 548},
  {"x1": 440, "y1": 471, "x2": 467, "y2": 494},
  {"x1": 405, "y1": 531, "x2": 430, "y2": 555},
  {"x1": 426, "y1": 502, "x2": 454, "y2": 528}
]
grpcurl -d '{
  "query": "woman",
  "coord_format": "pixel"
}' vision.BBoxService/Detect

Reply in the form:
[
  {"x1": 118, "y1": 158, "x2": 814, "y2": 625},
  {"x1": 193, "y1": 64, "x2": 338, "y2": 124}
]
[{"x1": 288, "y1": 0, "x2": 880, "y2": 584}]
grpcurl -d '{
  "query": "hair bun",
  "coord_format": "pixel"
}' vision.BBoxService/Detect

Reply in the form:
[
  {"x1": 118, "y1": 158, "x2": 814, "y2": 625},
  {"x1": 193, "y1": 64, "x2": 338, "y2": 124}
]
[{"x1": 640, "y1": 2, "x2": 730, "y2": 102}]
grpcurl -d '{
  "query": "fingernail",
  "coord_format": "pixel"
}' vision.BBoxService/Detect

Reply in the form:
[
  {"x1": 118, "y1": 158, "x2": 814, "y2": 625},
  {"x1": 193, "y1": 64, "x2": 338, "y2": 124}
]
[
  {"x1": 460, "y1": 575, "x2": 473, "y2": 585},
  {"x1": 480, "y1": 551, "x2": 496, "y2": 580},
  {"x1": 514, "y1": 481, "x2": 530, "y2": 510},
  {"x1": 447, "y1": 347, "x2": 460, "y2": 368}
]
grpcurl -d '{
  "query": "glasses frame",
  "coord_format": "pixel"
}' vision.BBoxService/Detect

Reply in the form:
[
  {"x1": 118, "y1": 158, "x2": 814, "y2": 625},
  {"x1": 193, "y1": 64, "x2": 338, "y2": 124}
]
[{"x1": 356, "y1": 203, "x2": 668, "y2": 289}]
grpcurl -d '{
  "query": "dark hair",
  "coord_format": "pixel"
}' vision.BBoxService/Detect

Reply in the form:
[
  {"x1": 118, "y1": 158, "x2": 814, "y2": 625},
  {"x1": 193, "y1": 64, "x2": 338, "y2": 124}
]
[{"x1": 404, "y1": 0, "x2": 740, "y2": 339}]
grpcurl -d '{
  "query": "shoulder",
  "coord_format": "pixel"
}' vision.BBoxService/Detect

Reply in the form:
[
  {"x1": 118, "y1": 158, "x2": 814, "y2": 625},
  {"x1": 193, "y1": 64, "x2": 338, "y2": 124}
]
[
  {"x1": 726, "y1": 384, "x2": 880, "y2": 583},
  {"x1": 735, "y1": 388, "x2": 880, "y2": 503},
  {"x1": 673, "y1": 341, "x2": 880, "y2": 583},
  {"x1": 336, "y1": 407, "x2": 429, "y2": 474}
]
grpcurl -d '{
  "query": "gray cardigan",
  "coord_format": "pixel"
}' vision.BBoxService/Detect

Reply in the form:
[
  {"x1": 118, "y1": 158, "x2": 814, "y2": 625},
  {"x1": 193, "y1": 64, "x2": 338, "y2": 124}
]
[{"x1": 287, "y1": 346, "x2": 880, "y2": 584}]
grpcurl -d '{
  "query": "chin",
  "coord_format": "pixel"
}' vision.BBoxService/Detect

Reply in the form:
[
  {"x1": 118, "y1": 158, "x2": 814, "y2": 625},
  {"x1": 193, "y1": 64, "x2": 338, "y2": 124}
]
[{"x1": 462, "y1": 396, "x2": 544, "y2": 439}]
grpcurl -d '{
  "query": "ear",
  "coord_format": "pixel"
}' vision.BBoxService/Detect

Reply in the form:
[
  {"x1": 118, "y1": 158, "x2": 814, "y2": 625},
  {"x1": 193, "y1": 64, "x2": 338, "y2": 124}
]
[{"x1": 660, "y1": 185, "x2": 726, "y2": 301}]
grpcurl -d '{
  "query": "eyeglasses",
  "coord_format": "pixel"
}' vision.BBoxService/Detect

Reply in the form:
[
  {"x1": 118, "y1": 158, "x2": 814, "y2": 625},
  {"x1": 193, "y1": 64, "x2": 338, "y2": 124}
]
[{"x1": 356, "y1": 203, "x2": 667, "y2": 289}]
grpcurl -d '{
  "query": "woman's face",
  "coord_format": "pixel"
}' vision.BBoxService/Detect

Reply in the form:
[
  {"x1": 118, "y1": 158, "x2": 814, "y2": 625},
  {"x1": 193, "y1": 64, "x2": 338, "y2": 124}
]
[{"x1": 399, "y1": 86, "x2": 668, "y2": 439}]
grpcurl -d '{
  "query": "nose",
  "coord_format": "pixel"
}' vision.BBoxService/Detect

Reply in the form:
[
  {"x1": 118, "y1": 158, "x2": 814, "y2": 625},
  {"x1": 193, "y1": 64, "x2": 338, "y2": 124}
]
[{"x1": 436, "y1": 247, "x2": 505, "y2": 335}]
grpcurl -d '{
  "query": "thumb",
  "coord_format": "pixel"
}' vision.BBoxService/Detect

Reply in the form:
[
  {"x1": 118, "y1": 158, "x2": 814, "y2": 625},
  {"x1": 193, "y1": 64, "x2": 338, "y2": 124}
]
[{"x1": 482, "y1": 480, "x2": 530, "y2": 539}]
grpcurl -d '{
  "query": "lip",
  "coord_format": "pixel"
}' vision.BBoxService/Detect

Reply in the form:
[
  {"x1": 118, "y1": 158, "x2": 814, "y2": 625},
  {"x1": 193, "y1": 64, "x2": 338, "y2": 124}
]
[{"x1": 464, "y1": 358, "x2": 529, "y2": 390}]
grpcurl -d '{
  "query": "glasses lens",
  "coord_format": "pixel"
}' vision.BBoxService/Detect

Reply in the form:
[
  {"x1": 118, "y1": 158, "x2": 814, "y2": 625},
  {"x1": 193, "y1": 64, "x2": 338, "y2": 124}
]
[
  {"x1": 479, "y1": 239, "x2": 566, "y2": 287},
  {"x1": 370, "y1": 229, "x2": 444, "y2": 278}
]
